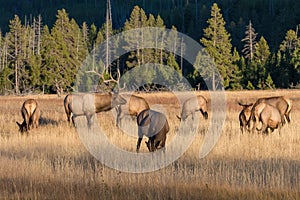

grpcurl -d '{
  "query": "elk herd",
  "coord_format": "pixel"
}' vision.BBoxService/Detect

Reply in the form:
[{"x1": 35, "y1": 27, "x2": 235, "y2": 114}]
[
  {"x1": 238, "y1": 96, "x2": 292, "y2": 134},
  {"x1": 16, "y1": 92, "x2": 293, "y2": 152}
]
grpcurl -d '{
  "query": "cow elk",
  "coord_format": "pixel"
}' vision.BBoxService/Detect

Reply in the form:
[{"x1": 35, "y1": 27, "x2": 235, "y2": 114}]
[
  {"x1": 16, "y1": 99, "x2": 40, "y2": 134},
  {"x1": 136, "y1": 109, "x2": 169, "y2": 152},
  {"x1": 115, "y1": 94, "x2": 150, "y2": 127},
  {"x1": 251, "y1": 96, "x2": 292, "y2": 127},
  {"x1": 177, "y1": 95, "x2": 208, "y2": 121},
  {"x1": 248, "y1": 102, "x2": 282, "y2": 134},
  {"x1": 238, "y1": 102, "x2": 253, "y2": 134}
]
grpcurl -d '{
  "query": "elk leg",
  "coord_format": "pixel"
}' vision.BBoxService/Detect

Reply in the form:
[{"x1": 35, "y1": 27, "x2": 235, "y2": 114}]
[
  {"x1": 71, "y1": 115, "x2": 76, "y2": 126},
  {"x1": 155, "y1": 140, "x2": 161, "y2": 149},
  {"x1": 261, "y1": 124, "x2": 268, "y2": 134},
  {"x1": 150, "y1": 139, "x2": 155, "y2": 152},
  {"x1": 115, "y1": 106, "x2": 121, "y2": 127},
  {"x1": 145, "y1": 140, "x2": 151, "y2": 151},
  {"x1": 22, "y1": 110, "x2": 30, "y2": 131},
  {"x1": 136, "y1": 138, "x2": 143, "y2": 153},
  {"x1": 66, "y1": 111, "x2": 71, "y2": 123},
  {"x1": 86, "y1": 114, "x2": 94, "y2": 129},
  {"x1": 285, "y1": 112, "x2": 291, "y2": 123},
  {"x1": 200, "y1": 110, "x2": 208, "y2": 119},
  {"x1": 191, "y1": 112, "x2": 195, "y2": 120}
]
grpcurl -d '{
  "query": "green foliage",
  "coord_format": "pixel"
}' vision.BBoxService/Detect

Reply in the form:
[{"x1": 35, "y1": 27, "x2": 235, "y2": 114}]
[
  {"x1": 40, "y1": 9, "x2": 88, "y2": 95},
  {"x1": 0, "y1": 66, "x2": 13, "y2": 94},
  {"x1": 200, "y1": 3, "x2": 238, "y2": 90},
  {"x1": 0, "y1": 4, "x2": 300, "y2": 93},
  {"x1": 265, "y1": 73, "x2": 275, "y2": 89},
  {"x1": 277, "y1": 28, "x2": 300, "y2": 87},
  {"x1": 246, "y1": 81, "x2": 255, "y2": 90}
]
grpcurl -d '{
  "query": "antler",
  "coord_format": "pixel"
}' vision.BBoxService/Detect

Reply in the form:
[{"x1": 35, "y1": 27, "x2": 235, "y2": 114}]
[{"x1": 86, "y1": 62, "x2": 122, "y2": 92}]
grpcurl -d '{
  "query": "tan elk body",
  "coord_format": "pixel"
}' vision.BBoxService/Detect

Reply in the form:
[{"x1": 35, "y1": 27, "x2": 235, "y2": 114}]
[
  {"x1": 115, "y1": 94, "x2": 150, "y2": 127},
  {"x1": 64, "y1": 92, "x2": 126, "y2": 128},
  {"x1": 136, "y1": 109, "x2": 169, "y2": 152},
  {"x1": 177, "y1": 95, "x2": 208, "y2": 121},
  {"x1": 249, "y1": 102, "x2": 282, "y2": 134},
  {"x1": 238, "y1": 102, "x2": 253, "y2": 133},
  {"x1": 16, "y1": 99, "x2": 40, "y2": 133},
  {"x1": 251, "y1": 96, "x2": 292, "y2": 128}
]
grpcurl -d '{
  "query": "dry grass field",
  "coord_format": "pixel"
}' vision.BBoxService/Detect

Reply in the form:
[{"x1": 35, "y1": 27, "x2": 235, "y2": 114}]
[{"x1": 0, "y1": 90, "x2": 299, "y2": 199}]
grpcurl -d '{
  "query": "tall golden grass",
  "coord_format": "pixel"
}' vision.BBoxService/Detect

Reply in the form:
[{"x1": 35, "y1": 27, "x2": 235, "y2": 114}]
[{"x1": 0, "y1": 90, "x2": 299, "y2": 199}]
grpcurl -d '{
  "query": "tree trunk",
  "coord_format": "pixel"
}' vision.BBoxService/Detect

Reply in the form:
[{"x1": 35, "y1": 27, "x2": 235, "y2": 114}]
[
  {"x1": 212, "y1": 70, "x2": 216, "y2": 91},
  {"x1": 14, "y1": 31, "x2": 19, "y2": 94}
]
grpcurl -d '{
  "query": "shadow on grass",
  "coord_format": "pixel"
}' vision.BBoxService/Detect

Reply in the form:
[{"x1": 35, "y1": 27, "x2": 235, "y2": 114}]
[{"x1": 39, "y1": 117, "x2": 62, "y2": 126}]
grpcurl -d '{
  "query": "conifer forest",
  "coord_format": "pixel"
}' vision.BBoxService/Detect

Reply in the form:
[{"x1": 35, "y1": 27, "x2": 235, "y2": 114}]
[{"x1": 0, "y1": 0, "x2": 300, "y2": 94}]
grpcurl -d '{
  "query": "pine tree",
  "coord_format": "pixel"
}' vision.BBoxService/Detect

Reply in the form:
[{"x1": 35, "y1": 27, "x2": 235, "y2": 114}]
[
  {"x1": 41, "y1": 9, "x2": 87, "y2": 95},
  {"x1": 246, "y1": 81, "x2": 255, "y2": 90},
  {"x1": 254, "y1": 36, "x2": 270, "y2": 66},
  {"x1": 278, "y1": 29, "x2": 300, "y2": 87},
  {"x1": 279, "y1": 29, "x2": 300, "y2": 58},
  {"x1": 124, "y1": 6, "x2": 148, "y2": 68},
  {"x1": 88, "y1": 23, "x2": 98, "y2": 52},
  {"x1": 241, "y1": 20, "x2": 257, "y2": 62},
  {"x1": 200, "y1": 3, "x2": 235, "y2": 90},
  {"x1": 230, "y1": 48, "x2": 243, "y2": 90},
  {"x1": 265, "y1": 73, "x2": 275, "y2": 89},
  {"x1": 253, "y1": 36, "x2": 271, "y2": 87},
  {"x1": 7, "y1": 15, "x2": 28, "y2": 94}
]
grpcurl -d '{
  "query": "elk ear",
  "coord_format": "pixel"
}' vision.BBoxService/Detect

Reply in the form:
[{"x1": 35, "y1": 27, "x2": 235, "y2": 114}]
[
  {"x1": 238, "y1": 102, "x2": 244, "y2": 106},
  {"x1": 16, "y1": 121, "x2": 21, "y2": 128}
]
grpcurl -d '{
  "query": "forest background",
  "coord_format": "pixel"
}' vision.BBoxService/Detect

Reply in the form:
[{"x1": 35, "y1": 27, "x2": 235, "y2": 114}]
[{"x1": 0, "y1": 0, "x2": 300, "y2": 95}]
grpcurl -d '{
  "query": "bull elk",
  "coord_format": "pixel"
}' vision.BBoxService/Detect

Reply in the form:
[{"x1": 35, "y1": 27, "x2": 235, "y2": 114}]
[
  {"x1": 16, "y1": 99, "x2": 40, "y2": 133},
  {"x1": 249, "y1": 102, "x2": 282, "y2": 134},
  {"x1": 238, "y1": 102, "x2": 253, "y2": 134},
  {"x1": 64, "y1": 92, "x2": 126, "y2": 128},
  {"x1": 115, "y1": 94, "x2": 150, "y2": 127},
  {"x1": 136, "y1": 109, "x2": 169, "y2": 152},
  {"x1": 177, "y1": 95, "x2": 208, "y2": 121}
]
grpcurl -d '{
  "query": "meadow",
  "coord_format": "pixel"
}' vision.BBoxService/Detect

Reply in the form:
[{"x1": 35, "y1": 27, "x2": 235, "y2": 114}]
[{"x1": 0, "y1": 90, "x2": 299, "y2": 199}]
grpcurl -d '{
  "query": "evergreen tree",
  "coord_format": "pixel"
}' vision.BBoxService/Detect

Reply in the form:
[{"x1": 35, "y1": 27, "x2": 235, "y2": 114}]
[
  {"x1": 264, "y1": 73, "x2": 275, "y2": 89},
  {"x1": 230, "y1": 48, "x2": 243, "y2": 90},
  {"x1": 253, "y1": 36, "x2": 271, "y2": 88},
  {"x1": 6, "y1": 15, "x2": 35, "y2": 94},
  {"x1": 88, "y1": 23, "x2": 98, "y2": 52},
  {"x1": 279, "y1": 29, "x2": 300, "y2": 58},
  {"x1": 254, "y1": 36, "x2": 270, "y2": 66},
  {"x1": 246, "y1": 80, "x2": 255, "y2": 90},
  {"x1": 200, "y1": 3, "x2": 236, "y2": 90},
  {"x1": 278, "y1": 29, "x2": 300, "y2": 87},
  {"x1": 41, "y1": 9, "x2": 87, "y2": 95},
  {"x1": 124, "y1": 5, "x2": 148, "y2": 68}
]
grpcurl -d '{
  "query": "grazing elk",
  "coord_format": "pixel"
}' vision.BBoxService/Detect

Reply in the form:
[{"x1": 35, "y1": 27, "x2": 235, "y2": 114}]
[
  {"x1": 115, "y1": 94, "x2": 150, "y2": 127},
  {"x1": 238, "y1": 102, "x2": 253, "y2": 133},
  {"x1": 249, "y1": 102, "x2": 282, "y2": 134},
  {"x1": 64, "y1": 92, "x2": 126, "y2": 128},
  {"x1": 177, "y1": 95, "x2": 208, "y2": 121},
  {"x1": 16, "y1": 99, "x2": 40, "y2": 133},
  {"x1": 136, "y1": 109, "x2": 169, "y2": 152},
  {"x1": 249, "y1": 96, "x2": 292, "y2": 131}
]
